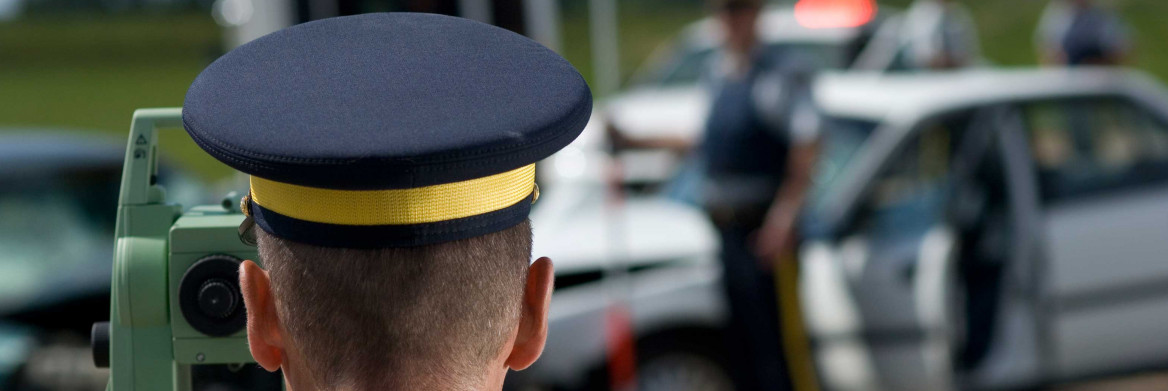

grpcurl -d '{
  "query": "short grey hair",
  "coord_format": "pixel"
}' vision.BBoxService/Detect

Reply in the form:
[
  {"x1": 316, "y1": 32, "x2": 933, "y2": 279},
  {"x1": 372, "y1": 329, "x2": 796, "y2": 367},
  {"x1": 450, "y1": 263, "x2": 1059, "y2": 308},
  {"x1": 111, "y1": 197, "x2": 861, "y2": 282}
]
[{"x1": 256, "y1": 220, "x2": 532, "y2": 389}]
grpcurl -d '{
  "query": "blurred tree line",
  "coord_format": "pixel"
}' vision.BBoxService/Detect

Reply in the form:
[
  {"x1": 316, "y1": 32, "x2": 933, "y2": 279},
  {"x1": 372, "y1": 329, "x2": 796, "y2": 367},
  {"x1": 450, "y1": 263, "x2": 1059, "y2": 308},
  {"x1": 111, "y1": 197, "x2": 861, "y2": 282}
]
[{"x1": 19, "y1": 0, "x2": 211, "y2": 13}]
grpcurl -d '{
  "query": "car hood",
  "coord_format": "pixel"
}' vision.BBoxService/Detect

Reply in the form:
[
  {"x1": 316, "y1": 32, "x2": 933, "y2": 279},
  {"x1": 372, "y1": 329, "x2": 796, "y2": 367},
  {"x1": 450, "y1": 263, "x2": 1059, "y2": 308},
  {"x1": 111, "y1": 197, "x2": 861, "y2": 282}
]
[
  {"x1": 531, "y1": 182, "x2": 716, "y2": 275},
  {"x1": 604, "y1": 86, "x2": 709, "y2": 141}
]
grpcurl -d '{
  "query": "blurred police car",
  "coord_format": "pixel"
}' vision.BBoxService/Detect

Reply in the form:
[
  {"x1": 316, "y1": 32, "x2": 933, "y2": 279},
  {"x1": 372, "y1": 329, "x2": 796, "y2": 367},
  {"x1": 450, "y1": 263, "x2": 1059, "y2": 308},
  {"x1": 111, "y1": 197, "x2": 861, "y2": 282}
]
[
  {"x1": 528, "y1": 67, "x2": 1168, "y2": 391},
  {"x1": 801, "y1": 68, "x2": 1168, "y2": 391},
  {"x1": 0, "y1": 131, "x2": 210, "y2": 391}
]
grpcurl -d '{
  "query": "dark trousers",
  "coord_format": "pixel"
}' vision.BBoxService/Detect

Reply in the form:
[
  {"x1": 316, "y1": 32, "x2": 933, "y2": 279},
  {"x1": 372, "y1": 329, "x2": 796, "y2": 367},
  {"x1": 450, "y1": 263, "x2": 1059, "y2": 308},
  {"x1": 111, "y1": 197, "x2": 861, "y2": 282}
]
[{"x1": 713, "y1": 214, "x2": 791, "y2": 391}]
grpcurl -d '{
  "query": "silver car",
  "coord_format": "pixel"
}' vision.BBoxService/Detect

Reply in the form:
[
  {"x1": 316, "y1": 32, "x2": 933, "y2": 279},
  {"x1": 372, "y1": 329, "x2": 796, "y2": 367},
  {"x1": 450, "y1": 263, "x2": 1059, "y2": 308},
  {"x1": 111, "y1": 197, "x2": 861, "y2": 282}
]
[{"x1": 802, "y1": 68, "x2": 1168, "y2": 391}]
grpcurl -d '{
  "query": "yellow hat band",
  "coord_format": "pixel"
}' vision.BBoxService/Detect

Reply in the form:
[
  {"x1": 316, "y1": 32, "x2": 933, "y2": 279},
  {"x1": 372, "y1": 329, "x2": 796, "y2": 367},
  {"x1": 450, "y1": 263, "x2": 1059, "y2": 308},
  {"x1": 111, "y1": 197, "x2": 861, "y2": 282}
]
[{"x1": 249, "y1": 164, "x2": 536, "y2": 226}]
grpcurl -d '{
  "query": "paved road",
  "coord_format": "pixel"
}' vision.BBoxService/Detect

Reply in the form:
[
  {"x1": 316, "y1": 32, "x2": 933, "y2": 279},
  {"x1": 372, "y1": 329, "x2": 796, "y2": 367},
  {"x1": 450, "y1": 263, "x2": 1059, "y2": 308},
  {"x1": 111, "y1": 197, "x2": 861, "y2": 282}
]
[{"x1": 1050, "y1": 373, "x2": 1168, "y2": 391}]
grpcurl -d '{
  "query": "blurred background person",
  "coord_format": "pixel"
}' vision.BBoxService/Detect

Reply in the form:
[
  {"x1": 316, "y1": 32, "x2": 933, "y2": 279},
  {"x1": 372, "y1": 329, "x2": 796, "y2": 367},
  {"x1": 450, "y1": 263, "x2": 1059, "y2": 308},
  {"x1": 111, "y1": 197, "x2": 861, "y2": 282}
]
[
  {"x1": 609, "y1": 0, "x2": 822, "y2": 389},
  {"x1": 1036, "y1": 0, "x2": 1131, "y2": 66},
  {"x1": 901, "y1": 0, "x2": 982, "y2": 70},
  {"x1": 699, "y1": 0, "x2": 820, "y2": 388}
]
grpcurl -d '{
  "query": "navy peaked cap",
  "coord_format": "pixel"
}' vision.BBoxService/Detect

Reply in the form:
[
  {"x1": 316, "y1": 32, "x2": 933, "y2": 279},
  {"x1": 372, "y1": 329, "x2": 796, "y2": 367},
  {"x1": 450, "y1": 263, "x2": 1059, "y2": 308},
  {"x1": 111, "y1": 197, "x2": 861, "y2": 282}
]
[
  {"x1": 182, "y1": 13, "x2": 592, "y2": 247},
  {"x1": 183, "y1": 12, "x2": 592, "y2": 190}
]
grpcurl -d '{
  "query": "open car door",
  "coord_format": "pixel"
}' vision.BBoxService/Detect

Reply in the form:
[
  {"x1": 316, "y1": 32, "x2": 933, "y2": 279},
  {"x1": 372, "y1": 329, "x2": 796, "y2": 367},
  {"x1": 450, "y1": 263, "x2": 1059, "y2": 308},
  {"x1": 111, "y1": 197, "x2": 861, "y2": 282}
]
[{"x1": 799, "y1": 107, "x2": 1008, "y2": 391}]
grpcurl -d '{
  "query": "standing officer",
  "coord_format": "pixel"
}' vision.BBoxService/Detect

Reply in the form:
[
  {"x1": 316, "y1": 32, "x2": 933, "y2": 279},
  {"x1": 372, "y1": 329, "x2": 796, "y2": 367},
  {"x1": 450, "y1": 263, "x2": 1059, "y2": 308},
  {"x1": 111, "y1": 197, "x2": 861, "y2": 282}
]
[
  {"x1": 1035, "y1": 0, "x2": 1131, "y2": 66},
  {"x1": 701, "y1": 1, "x2": 820, "y2": 390},
  {"x1": 181, "y1": 13, "x2": 591, "y2": 390},
  {"x1": 609, "y1": 0, "x2": 821, "y2": 388}
]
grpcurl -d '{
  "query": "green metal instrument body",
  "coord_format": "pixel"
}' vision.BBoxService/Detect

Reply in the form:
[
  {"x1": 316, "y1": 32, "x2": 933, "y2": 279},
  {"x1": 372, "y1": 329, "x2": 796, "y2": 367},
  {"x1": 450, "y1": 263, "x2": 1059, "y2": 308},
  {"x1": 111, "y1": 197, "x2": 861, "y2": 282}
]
[{"x1": 106, "y1": 108, "x2": 261, "y2": 390}]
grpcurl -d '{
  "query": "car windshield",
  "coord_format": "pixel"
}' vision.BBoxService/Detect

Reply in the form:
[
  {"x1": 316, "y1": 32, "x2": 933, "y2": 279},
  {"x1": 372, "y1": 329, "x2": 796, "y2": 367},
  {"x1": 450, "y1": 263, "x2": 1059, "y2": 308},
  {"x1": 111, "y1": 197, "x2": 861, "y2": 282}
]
[
  {"x1": 0, "y1": 169, "x2": 119, "y2": 309},
  {"x1": 636, "y1": 41, "x2": 848, "y2": 87},
  {"x1": 809, "y1": 117, "x2": 879, "y2": 210}
]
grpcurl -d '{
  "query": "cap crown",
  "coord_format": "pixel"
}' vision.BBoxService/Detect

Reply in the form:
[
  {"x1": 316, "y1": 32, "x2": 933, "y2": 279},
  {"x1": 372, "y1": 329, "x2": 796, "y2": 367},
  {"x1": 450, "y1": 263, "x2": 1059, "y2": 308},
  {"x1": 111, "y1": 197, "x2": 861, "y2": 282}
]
[{"x1": 184, "y1": 13, "x2": 592, "y2": 190}]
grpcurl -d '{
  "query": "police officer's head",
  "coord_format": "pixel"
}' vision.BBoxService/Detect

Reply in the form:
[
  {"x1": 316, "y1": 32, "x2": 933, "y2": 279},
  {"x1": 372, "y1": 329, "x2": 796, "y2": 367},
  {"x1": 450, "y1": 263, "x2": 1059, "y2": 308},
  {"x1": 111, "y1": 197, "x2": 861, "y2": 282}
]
[
  {"x1": 713, "y1": 0, "x2": 763, "y2": 54},
  {"x1": 182, "y1": 13, "x2": 591, "y2": 390}
]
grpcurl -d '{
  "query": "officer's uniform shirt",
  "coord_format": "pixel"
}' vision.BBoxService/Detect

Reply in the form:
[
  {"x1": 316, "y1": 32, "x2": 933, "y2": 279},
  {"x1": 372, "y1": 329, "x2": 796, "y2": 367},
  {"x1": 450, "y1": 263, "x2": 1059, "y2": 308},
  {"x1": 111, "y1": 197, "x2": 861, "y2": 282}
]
[
  {"x1": 697, "y1": 48, "x2": 821, "y2": 210},
  {"x1": 1035, "y1": 1, "x2": 1130, "y2": 65},
  {"x1": 902, "y1": 0, "x2": 981, "y2": 69}
]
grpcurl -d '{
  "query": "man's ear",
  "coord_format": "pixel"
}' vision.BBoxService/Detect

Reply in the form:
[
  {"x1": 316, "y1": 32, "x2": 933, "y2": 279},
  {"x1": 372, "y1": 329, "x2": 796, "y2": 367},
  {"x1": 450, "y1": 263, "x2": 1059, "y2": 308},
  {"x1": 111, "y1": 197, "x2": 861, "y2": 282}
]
[
  {"x1": 239, "y1": 260, "x2": 285, "y2": 372},
  {"x1": 505, "y1": 257, "x2": 554, "y2": 371}
]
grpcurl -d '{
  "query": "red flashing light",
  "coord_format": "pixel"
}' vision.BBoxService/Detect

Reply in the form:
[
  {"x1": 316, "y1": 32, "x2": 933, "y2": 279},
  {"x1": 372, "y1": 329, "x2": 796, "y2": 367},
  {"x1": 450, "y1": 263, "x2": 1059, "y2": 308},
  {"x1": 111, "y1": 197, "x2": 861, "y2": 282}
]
[{"x1": 795, "y1": 0, "x2": 877, "y2": 29}]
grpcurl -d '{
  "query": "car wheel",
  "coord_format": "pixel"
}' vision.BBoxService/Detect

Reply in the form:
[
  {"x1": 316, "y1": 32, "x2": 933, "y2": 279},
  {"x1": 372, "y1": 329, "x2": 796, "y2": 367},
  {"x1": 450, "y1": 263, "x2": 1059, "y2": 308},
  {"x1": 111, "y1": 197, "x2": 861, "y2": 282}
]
[{"x1": 636, "y1": 330, "x2": 734, "y2": 391}]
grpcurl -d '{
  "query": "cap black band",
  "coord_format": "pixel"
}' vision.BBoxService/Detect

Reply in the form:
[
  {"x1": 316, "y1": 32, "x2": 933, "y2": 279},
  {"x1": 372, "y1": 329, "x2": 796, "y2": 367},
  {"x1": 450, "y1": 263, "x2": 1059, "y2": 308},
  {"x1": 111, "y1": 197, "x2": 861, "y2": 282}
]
[{"x1": 249, "y1": 193, "x2": 534, "y2": 248}]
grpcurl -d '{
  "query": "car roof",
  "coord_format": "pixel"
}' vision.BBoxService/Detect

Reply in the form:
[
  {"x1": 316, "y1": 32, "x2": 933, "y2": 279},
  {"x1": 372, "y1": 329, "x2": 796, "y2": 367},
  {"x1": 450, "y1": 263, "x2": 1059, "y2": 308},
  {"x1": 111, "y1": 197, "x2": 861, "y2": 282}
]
[
  {"x1": 0, "y1": 131, "x2": 124, "y2": 173},
  {"x1": 682, "y1": 5, "x2": 876, "y2": 50},
  {"x1": 810, "y1": 67, "x2": 1168, "y2": 230},
  {"x1": 814, "y1": 67, "x2": 1165, "y2": 123}
]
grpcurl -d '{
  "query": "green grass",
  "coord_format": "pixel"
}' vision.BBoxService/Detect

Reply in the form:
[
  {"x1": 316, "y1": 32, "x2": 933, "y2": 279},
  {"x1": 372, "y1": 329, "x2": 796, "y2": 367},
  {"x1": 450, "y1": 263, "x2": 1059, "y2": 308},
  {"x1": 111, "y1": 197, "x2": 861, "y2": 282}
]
[
  {"x1": 885, "y1": 0, "x2": 1168, "y2": 72},
  {"x1": 3, "y1": 1, "x2": 1168, "y2": 181},
  {"x1": 0, "y1": 12, "x2": 236, "y2": 180},
  {"x1": 561, "y1": 0, "x2": 707, "y2": 89}
]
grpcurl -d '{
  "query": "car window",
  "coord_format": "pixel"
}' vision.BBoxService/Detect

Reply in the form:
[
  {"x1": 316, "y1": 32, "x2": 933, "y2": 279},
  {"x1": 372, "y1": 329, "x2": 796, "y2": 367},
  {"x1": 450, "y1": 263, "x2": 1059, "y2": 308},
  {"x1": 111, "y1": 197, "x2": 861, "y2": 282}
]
[
  {"x1": 770, "y1": 43, "x2": 848, "y2": 71},
  {"x1": 0, "y1": 169, "x2": 119, "y2": 303},
  {"x1": 635, "y1": 42, "x2": 847, "y2": 87},
  {"x1": 852, "y1": 112, "x2": 973, "y2": 238},
  {"x1": 657, "y1": 47, "x2": 716, "y2": 86},
  {"x1": 1021, "y1": 97, "x2": 1168, "y2": 202},
  {"x1": 810, "y1": 117, "x2": 879, "y2": 208}
]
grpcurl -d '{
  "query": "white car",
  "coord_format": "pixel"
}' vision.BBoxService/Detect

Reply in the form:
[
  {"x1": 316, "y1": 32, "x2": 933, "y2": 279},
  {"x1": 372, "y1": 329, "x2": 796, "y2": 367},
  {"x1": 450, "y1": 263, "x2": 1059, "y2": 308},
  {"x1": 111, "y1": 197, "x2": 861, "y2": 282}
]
[
  {"x1": 801, "y1": 68, "x2": 1168, "y2": 391},
  {"x1": 524, "y1": 67, "x2": 1168, "y2": 391}
]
